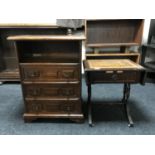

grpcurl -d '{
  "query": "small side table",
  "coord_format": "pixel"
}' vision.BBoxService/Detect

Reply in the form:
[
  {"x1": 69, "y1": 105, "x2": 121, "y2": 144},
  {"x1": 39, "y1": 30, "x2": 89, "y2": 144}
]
[{"x1": 83, "y1": 59, "x2": 146, "y2": 127}]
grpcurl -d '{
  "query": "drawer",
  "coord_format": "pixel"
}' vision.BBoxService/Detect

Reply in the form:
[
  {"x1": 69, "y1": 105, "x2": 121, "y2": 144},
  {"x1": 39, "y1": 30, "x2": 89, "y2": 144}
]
[
  {"x1": 23, "y1": 83, "x2": 80, "y2": 98},
  {"x1": 88, "y1": 70, "x2": 142, "y2": 83},
  {"x1": 25, "y1": 99, "x2": 81, "y2": 114},
  {"x1": 20, "y1": 64, "x2": 80, "y2": 82}
]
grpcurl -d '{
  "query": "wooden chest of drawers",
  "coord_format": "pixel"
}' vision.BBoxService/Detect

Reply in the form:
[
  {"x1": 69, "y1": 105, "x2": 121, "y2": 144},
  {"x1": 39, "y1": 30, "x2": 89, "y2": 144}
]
[{"x1": 8, "y1": 35, "x2": 85, "y2": 122}]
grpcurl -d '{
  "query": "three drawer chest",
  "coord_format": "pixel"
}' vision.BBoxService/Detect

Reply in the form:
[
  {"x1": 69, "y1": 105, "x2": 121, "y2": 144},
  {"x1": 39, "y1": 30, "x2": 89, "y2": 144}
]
[{"x1": 8, "y1": 35, "x2": 85, "y2": 122}]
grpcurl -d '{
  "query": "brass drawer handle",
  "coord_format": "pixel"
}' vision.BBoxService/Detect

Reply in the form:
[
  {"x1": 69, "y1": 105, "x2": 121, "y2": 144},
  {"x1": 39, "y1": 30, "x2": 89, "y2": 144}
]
[
  {"x1": 34, "y1": 106, "x2": 39, "y2": 112},
  {"x1": 105, "y1": 71, "x2": 123, "y2": 74},
  {"x1": 67, "y1": 106, "x2": 71, "y2": 112},
  {"x1": 32, "y1": 89, "x2": 41, "y2": 96},
  {"x1": 62, "y1": 72, "x2": 73, "y2": 78},
  {"x1": 61, "y1": 89, "x2": 74, "y2": 96},
  {"x1": 59, "y1": 105, "x2": 72, "y2": 112},
  {"x1": 31, "y1": 104, "x2": 41, "y2": 112},
  {"x1": 106, "y1": 71, "x2": 114, "y2": 74},
  {"x1": 32, "y1": 53, "x2": 42, "y2": 57},
  {"x1": 29, "y1": 71, "x2": 40, "y2": 78},
  {"x1": 117, "y1": 71, "x2": 123, "y2": 74}
]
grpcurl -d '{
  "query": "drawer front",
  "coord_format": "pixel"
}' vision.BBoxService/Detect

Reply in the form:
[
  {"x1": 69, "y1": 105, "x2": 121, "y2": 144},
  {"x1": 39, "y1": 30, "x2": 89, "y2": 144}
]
[
  {"x1": 20, "y1": 64, "x2": 80, "y2": 82},
  {"x1": 25, "y1": 99, "x2": 81, "y2": 114},
  {"x1": 23, "y1": 83, "x2": 80, "y2": 98},
  {"x1": 89, "y1": 70, "x2": 142, "y2": 83}
]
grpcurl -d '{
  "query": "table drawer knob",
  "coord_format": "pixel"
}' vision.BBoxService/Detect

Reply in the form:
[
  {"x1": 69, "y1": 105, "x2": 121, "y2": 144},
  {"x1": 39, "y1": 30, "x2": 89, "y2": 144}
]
[
  {"x1": 106, "y1": 71, "x2": 114, "y2": 74},
  {"x1": 112, "y1": 74, "x2": 118, "y2": 80},
  {"x1": 117, "y1": 71, "x2": 123, "y2": 74}
]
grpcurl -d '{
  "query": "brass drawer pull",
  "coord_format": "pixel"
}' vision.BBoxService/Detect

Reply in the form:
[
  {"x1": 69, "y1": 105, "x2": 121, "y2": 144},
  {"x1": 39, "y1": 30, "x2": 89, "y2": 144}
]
[
  {"x1": 33, "y1": 53, "x2": 42, "y2": 57},
  {"x1": 31, "y1": 104, "x2": 42, "y2": 112},
  {"x1": 32, "y1": 89, "x2": 41, "y2": 96},
  {"x1": 106, "y1": 71, "x2": 123, "y2": 74},
  {"x1": 62, "y1": 72, "x2": 74, "y2": 78},
  {"x1": 59, "y1": 105, "x2": 72, "y2": 112},
  {"x1": 61, "y1": 89, "x2": 74, "y2": 96},
  {"x1": 29, "y1": 71, "x2": 40, "y2": 78},
  {"x1": 67, "y1": 106, "x2": 71, "y2": 112},
  {"x1": 117, "y1": 71, "x2": 123, "y2": 74},
  {"x1": 106, "y1": 71, "x2": 114, "y2": 74}
]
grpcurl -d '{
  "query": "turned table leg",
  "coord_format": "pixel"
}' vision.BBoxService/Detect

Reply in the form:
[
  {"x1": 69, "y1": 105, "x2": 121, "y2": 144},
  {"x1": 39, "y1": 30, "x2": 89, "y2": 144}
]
[{"x1": 122, "y1": 83, "x2": 134, "y2": 127}]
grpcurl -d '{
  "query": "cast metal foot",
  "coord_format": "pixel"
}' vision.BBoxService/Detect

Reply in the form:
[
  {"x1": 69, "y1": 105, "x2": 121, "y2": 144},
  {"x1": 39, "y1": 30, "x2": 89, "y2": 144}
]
[
  {"x1": 89, "y1": 123, "x2": 94, "y2": 127},
  {"x1": 88, "y1": 107, "x2": 94, "y2": 127},
  {"x1": 125, "y1": 103, "x2": 134, "y2": 127},
  {"x1": 88, "y1": 110, "x2": 94, "y2": 127},
  {"x1": 0, "y1": 82, "x2": 3, "y2": 85}
]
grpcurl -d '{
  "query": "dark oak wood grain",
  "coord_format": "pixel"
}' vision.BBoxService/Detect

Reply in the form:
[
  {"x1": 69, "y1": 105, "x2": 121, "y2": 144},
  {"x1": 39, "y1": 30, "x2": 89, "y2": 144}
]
[{"x1": 9, "y1": 35, "x2": 84, "y2": 122}]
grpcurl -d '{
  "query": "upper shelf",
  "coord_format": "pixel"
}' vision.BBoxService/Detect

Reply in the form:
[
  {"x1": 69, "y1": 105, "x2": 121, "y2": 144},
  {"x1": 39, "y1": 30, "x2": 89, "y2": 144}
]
[
  {"x1": 86, "y1": 43, "x2": 139, "y2": 47},
  {"x1": 7, "y1": 34, "x2": 86, "y2": 41},
  {"x1": 85, "y1": 19, "x2": 144, "y2": 47}
]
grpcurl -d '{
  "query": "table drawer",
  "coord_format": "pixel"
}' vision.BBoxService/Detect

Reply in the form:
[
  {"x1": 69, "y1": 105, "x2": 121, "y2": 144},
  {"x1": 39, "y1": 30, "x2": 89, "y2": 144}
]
[
  {"x1": 25, "y1": 99, "x2": 81, "y2": 114},
  {"x1": 20, "y1": 64, "x2": 80, "y2": 82},
  {"x1": 88, "y1": 70, "x2": 142, "y2": 83},
  {"x1": 23, "y1": 83, "x2": 80, "y2": 98}
]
